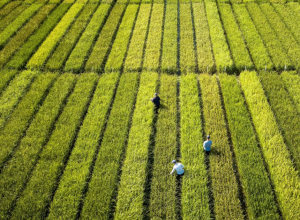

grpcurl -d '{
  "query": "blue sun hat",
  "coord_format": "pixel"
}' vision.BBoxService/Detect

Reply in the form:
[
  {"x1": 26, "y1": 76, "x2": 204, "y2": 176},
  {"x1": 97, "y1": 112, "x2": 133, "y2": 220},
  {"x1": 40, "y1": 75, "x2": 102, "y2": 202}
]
[{"x1": 172, "y1": 160, "x2": 176, "y2": 163}]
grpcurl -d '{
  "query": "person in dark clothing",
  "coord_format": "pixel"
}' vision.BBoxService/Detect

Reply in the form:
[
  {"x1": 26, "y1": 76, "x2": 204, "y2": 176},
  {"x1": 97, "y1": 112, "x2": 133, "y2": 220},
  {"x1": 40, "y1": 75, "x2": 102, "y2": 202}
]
[{"x1": 151, "y1": 93, "x2": 160, "y2": 109}]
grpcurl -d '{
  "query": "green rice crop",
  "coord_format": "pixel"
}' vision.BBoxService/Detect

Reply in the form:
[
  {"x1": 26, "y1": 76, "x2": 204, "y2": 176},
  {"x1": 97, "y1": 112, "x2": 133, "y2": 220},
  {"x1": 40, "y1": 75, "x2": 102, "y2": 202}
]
[
  {"x1": 192, "y1": 3, "x2": 214, "y2": 73},
  {"x1": 47, "y1": 72, "x2": 119, "y2": 220},
  {"x1": 45, "y1": 4, "x2": 98, "y2": 70},
  {"x1": 6, "y1": 4, "x2": 71, "y2": 69},
  {"x1": 232, "y1": 4, "x2": 273, "y2": 71},
  {"x1": 0, "y1": 4, "x2": 56, "y2": 68},
  {"x1": 239, "y1": 71, "x2": 300, "y2": 219},
  {"x1": 105, "y1": 5, "x2": 139, "y2": 72},
  {"x1": 143, "y1": 4, "x2": 164, "y2": 71},
  {"x1": 0, "y1": 4, "x2": 28, "y2": 32},
  {"x1": 218, "y1": 3, "x2": 253, "y2": 71},
  {"x1": 205, "y1": 1, "x2": 233, "y2": 72},
  {"x1": 114, "y1": 72, "x2": 158, "y2": 220},
  {"x1": 85, "y1": 4, "x2": 126, "y2": 72},
  {"x1": 0, "y1": 3, "x2": 43, "y2": 49},
  {"x1": 199, "y1": 74, "x2": 243, "y2": 219},
  {"x1": 180, "y1": 3, "x2": 196, "y2": 73},
  {"x1": 0, "y1": 69, "x2": 19, "y2": 95},
  {"x1": 161, "y1": 3, "x2": 177, "y2": 73},
  {"x1": 0, "y1": 0, "x2": 13, "y2": 10},
  {"x1": 124, "y1": 4, "x2": 151, "y2": 72},
  {"x1": 81, "y1": 72, "x2": 139, "y2": 219},
  {"x1": 64, "y1": 4, "x2": 111, "y2": 72},
  {"x1": 180, "y1": 74, "x2": 210, "y2": 219},
  {"x1": 149, "y1": 74, "x2": 177, "y2": 219},
  {"x1": 219, "y1": 73, "x2": 280, "y2": 219},
  {"x1": 10, "y1": 73, "x2": 98, "y2": 220},
  {"x1": 246, "y1": 3, "x2": 290, "y2": 70},
  {"x1": 0, "y1": 73, "x2": 57, "y2": 167},
  {"x1": 0, "y1": 70, "x2": 38, "y2": 129},
  {"x1": 27, "y1": 3, "x2": 84, "y2": 69},
  {"x1": 0, "y1": 73, "x2": 77, "y2": 219},
  {"x1": 0, "y1": 1, "x2": 21, "y2": 19}
]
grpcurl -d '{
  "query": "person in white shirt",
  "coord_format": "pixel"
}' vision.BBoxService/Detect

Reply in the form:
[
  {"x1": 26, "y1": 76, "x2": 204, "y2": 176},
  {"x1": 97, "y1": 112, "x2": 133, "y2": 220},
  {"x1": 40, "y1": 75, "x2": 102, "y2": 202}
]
[{"x1": 170, "y1": 160, "x2": 184, "y2": 176}]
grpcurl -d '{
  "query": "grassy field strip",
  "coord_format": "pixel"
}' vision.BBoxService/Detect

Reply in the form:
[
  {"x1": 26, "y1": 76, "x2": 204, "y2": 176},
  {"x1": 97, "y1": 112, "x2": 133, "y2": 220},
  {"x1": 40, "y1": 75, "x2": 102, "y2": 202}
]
[
  {"x1": 0, "y1": 74, "x2": 77, "y2": 219},
  {"x1": 81, "y1": 72, "x2": 139, "y2": 219},
  {"x1": 85, "y1": 4, "x2": 126, "y2": 72},
  {"x1": 192, "y1": 3, "x2": 214, "y2": 73},
  {"x1": 114, "y1": 72, "x2": 158, "y2": 219},
  {"x1": 232, "y1": 4, "x2": 273, "y2": 71},
  {"x1": 199, "y1": 74, "x2": 243, "y2": 219},
  {"x1": 180, "y1": 74, "x2": 210, "y2": 219},
  {"x1": 26, "y1": 3, "x2": 84, "y2": 69},
  {"x1": 180, "y1": 3, "x2": 196, "y2": 73},
  {"x1": 149, "y1": 74, "x2": 177, "y2": 219},
  {"x1": 124, "y1": 4, "x2": 151, "y2": 72},
  {"x1": 64, "y1": 4, "x2": 111, "y2": 72},
  {"x1": 246, "y1": 3, "x2": 290, "y2": 70},
  {"x1": 240, "y1": 71, "x2": 300, "y2": 219},
  {"x1": 143, "y1": 4, "x2": 164, "y2": 71},
  {"x1": 0, "y1": 4, "x2": 56, "y2": 68},
  {"x1": 218, "y1": 4, "x2": 253, "y2": 71},
  {"x1": 0, "y1": 1, "x2": 21, "y2": 19},
  {"x1": 0, "y1": 70, "x2": 38, "y2": 129},
  {"x1": 45, "y1": 4, "x2": 98, "y2": 70},
  {"x1": 104, "y1": 5, "x2": 139, "y2": 72},
  {"x1": 287, "y1": 2, "x2": 300, "y2": 20},
  {"x1": 0, "y1": 73, "x2": 57, "y2": 167},
  {"x1": 0, "y1": 69, "x2": 19, "y2": 95},
  {"x1": 205, "y1": 1, "x2": 233, "y2": 72},
  {"x1": 281, "y1": 71, "x2": 300, "y2": 120},
  {"x1": 219, "y1": 74, "x2": 280, "y2": 219},
  {"x1": 259, "y1": 72, "x2": 300, "y2": 173},
  {"x1": 0, "y1": 0, "x2": 13, "y2": 10},
  {"x1": 6, "y1": 4, "x2": 71, "y2": 69},
  {"x1": 0, "y1": 3, "x2": 42, "y2": 49},
  {"x1": 10, "y1": 73, "x2": 98, "y2": 220},
  {"x1": 47, "y1": 72, "x2": 119, "y2": 220},
  {"x1": 0, "y1": 4, "x2": 28, "y2": 32},
  {"x1": 259, "y1": 3, "x2": 300, "y2": 70},
  {"x1": 161, "y1": 3, "x2": 177, "y2": 73}
]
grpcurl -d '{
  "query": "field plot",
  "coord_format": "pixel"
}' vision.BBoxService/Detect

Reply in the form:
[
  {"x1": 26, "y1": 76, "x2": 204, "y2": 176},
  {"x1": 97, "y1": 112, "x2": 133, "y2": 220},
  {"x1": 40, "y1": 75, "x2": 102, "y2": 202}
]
[{"x1": 1, "y1": 0, "x2": 300, "y2": 219}]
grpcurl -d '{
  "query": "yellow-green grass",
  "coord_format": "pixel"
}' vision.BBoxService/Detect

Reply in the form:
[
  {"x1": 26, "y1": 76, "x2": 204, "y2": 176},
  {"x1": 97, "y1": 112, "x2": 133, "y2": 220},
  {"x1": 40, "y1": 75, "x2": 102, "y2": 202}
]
[
  {"x1": 0, "y1": 73, "x2": 77, "y2": 219},
  {"x1": 105, "y1": 5, "x2": 139, "y2": 72},
  {"x1": 181, "y1": 74, "x2": 210, "y2": 219},
  {"x1": 64, "y1": 4, "x2": 111, "y2": 72},
  {"x1": 0, "y1": 0, "x2": 16, "y2": 11},
  {"x1": 161, "y1": 3, "x2": 177, "y2": 73},
  {"x1": 240, "y1": 71, "x2": 300, "y2": 219},
  {"x1": 85, "y1": 4, "x2": 126, "y2": 72},
  {"x1": 205, "y1": 1, "x2": 233, "y2": 72},
  {"x1": 219, "y1": 73, "x2": 280, "y2": 219},
  {"x1": 180, "y1": 3, "x2": 196, "y2": 73},
  {"x1": 114, "y1": 72, "x2": 158, "y2": 220},
  {"x1": 0, "y1": 1, "x2": 21, "y2": 19},
  {"x1": 192, "y1": 3, "x2": 214, "y2": 73},
  {"x1": 45, "y1": 4, "x2": 98, "y2": 70},
  {"x1": 149, "y1": 74, "x2": 177, "y2": 219},
  {"x1": 81, "y1": 72, "x2": 139, "y2": 219},
  {"x1": 0, "y1": 4, "x2": 28, "y2": 32},
  {"x1": 246, "y1": 3, "x2": 290, "y2": 70},
  {"x1": 143, "y1": 4, "x2": 164, "y2": 71},
  {"x1": 232, "y1": 4, "x2": 273, "y2": 71},
  {"x1": 47, "y1": 72, "x2": 119, "y2": 219},
  {"x1": 6, "y1": 3, "x2": 71, "y2": 69},
  {"x1": 218, "y1": 3, "x2": 253, "y2": 71},
  {"x1": 199, "y1": 74, "x2": 243, "y2": 219},
  {"x1": 124, "y1": 4, "x2": 151, "y2": 72},
  {"x1": 0, "y1": 69, "x2": 19, "y2": 95}
]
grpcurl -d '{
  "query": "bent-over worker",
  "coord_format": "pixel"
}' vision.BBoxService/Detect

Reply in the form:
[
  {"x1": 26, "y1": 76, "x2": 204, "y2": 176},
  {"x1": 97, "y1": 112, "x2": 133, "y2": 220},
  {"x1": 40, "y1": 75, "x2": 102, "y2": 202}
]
[
  {"x1": 203, "y1": 135, "x2": 212, "y2": 153},
  {"x1": 170, "y1": 160, "x2": 184, "y2": 176}
]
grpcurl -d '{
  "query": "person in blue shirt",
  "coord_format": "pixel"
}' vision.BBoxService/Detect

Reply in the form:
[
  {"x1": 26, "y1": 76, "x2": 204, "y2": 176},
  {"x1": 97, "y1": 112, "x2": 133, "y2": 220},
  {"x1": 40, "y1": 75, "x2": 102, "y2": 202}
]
[
  {"x1": 203, "y1": 135, "x2": 212, "y2": 154},
  {"x1": 170, "y1": 160, "x2": 184, "y2": 176},
  {"x1": 151, "y1": 93, "x2": 160, "y2": 109}
]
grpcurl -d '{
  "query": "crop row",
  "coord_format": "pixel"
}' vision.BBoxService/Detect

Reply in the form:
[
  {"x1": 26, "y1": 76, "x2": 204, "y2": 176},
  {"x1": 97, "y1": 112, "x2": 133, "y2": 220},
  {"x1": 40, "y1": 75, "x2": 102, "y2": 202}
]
[
  {"x1": 0, "y1": 1, "x2": 21, "y2": 19},
  {"x1": 0, "y1": 69, "x2": 18, "y2": 95},
  {"x1": 0, "y1": 73, "x2": 77, "y2": 219},
  {"x1": 219, "y1": 74, "x2": 279, "y2": 219},
  {"x1": 47, "y1": 72, "x2": 120, "y2": 219},
  {"x1": 240, "y1": 71, "x2": 300, "y2": 219},
  {"x1": 180, "y1": 74, "x2": 210, "y2": 219},
  {"x1": 199, "y1": 74, "x2": 243, "y2": 219},
  {"x1": 9, "y1": 73, "x2": 98, "y2": 219},
  {"x1": 64, "y1": 4, "x2": 111, "y2": 72},
  {"x1": 0, "y1": 3, "x2": 28, "y2": 32},
  {"x1": 149, "y1": 74, "x2": 177, "y2": 219}
]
